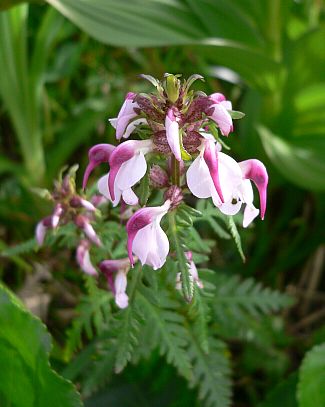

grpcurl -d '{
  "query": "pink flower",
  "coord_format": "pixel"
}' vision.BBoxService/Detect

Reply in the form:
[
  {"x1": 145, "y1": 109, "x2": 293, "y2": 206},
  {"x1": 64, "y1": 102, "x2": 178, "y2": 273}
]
[
  {"x1": 98, "y1": 139, "x2": 153, "y2": 206},
  {"x1": 83, "y1": 144, "x2": 115, "y2": 189},
  {"x1": 76, "y1": 240, "x2": 97, "y2": 276},
  {"x1": 208, "y1": 93, "x2": 233, "y2": 136},
  {"x1": 109, "y1": 92, "x2": 141, "y2": 140},
  {"x1": 187, "y1": 139, "x2": 268, "y2": 227},
  {"x1": 99, "y1": 258, "x2": 131, "y2": 309},
  {"x1": 165, "y1": 108, "x2": 181, "y2": 161},
  {"x1": 35, "y1": 204, "x2": 63, "y2": 246},
  {"x1": 186, "y1": 134, "x2": 224, "y2": 203},
  {"x1": 126, "y1": 200, "x2": 171, "y2": 270}
]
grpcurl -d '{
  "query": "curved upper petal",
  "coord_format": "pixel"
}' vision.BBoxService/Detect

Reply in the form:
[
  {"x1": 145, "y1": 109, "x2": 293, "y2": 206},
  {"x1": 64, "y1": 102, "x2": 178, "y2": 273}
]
[
  {"x1": 203, "y1": 139, "x2": 224, "y2": 202},
  {"x1": 239, "y1": 159, "x2": 268, "y2": 220}
]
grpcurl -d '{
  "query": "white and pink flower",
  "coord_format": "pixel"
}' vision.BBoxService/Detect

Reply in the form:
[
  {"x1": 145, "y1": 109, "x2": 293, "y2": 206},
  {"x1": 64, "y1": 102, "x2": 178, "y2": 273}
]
[
  {"x1": 208, "y1": 92, "x2": 233, "y2": 136},
  {"x1": 187, "y1": 138, "x2": 268, "y2": 227},
  {"x1": 109, "y1": 92, "x2": 142, "y2": 140},
  {"x1": 100, "y1": 258, "x2": 131, "y2": 309},
  {"x1": 126, "y1": 200, "x2": 171, "y2": 270},
  {"x1": 97, "y1": 139, "x2": 153, "y2": 207},
  {"x1": 76, "y1": 240, "x2": 97, "y2": 276}
]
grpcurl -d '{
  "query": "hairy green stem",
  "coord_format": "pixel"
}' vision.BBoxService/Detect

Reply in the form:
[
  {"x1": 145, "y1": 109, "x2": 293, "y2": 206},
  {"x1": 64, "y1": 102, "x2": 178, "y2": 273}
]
[
  {"x1": 168, "y1": 210, "x2": 193, "y2": 302},
  {"x1": 171, "y1": 156, "x2": 180, "y2": 186}
]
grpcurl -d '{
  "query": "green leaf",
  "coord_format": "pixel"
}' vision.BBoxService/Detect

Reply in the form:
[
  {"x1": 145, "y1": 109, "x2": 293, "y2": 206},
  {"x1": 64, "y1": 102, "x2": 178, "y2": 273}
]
[
  {"x1": 212, "y1": 273, "x2": 293, "y2": 317},
  {"x1": 229, "y1": 110, "x2": 245, "y2": 119},
  {"x1": 258, "y1": 125, "x2": 325, "y2": 191},
  {"x1": 297, "y1": 343, "x2": 325, "y2": 407},
  {"x1": 188, "y1": 334, "x2": 231, "y2": 407},
  {"x1": 45, "y1": 0, "x2": 206, "y2": 47},
  {"x1": 259, "y1": 373, "x2": 298, "y2": 407},
  {"x1": 169, "y1": 211, "x2": 194, "y2": 302},
  {"x1": 137, "y1": 290, "x2": 193, "y2": 380},
  {"x1": 0, "y1": 283, "x2": 82, "y2": 407}
]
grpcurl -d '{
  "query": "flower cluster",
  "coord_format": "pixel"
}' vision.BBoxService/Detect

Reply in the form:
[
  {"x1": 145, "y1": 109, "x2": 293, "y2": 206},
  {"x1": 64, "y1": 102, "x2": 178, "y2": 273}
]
[
  {"x1": 37, "y1": 74, "x2": 269, "y2": 308},
  {"x1": 35, "y1": 166, "x2": 102, "y2": 276},
  {"x1": 84, "y1": 74, "x2": 268, "y2": 274}
]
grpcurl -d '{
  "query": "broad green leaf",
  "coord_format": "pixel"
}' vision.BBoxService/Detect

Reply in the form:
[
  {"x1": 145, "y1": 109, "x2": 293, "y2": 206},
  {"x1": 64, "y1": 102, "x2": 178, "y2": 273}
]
[
  {"x1": 297, "y1": 343, "x2": 325, "y2": 407},
  {"x1": 0, "y1": 284, "x2": 82, "y2": 407},
  {"x1": 259, "y1": 373, "x2": 298, "y2": 407},
  {"x1": 46, "y1": 0, "x2": 206, "y2": 47},
  {"x1": 258, "y1": 125, "x2": 325, "y2": 190}
]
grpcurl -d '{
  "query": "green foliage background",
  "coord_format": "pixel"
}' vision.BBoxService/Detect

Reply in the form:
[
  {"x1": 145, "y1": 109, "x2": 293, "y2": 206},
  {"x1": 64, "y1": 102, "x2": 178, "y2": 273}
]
[{"x1": 0, "y1": 1, "x2": 324, "y2": 406}]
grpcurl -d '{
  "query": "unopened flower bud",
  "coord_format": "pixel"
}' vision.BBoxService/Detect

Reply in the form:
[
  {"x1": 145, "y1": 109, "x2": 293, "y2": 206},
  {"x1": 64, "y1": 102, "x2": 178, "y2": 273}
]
[
  {"x1": 75, "y1": 214, "x2": 101, "y2": 246},
  {"x1": 165, "y1": 74, "x2": 181, "y2": 103},
  {"x1": 149, "y1": 165, "x2": 169, "y2": 188},
  {"x1": 76, "y1": 240, "x2": 97, "y2": 276},
  {"x1": 164, "y1": 185, "x2": 183, "y2": 209},
  {"x1": 70, "y1": 196, "x2": 96, "y2": 212}
]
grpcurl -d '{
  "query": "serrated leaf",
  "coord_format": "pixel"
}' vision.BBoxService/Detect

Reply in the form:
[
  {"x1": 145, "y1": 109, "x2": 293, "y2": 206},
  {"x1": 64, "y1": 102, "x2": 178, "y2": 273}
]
[
  {"x1": 227, "y1": 216, "x2": 245, "y2": 262},
  {"x1": 188, "y1": 334, "x2": 231, "y2": 407}
]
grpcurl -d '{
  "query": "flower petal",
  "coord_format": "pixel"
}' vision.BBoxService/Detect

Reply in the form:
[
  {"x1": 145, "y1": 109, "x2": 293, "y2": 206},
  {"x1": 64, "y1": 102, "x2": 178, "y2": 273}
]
[
  {"x1": 186, "y1": 156, "x2": 214, "y2": 198},
  {"x1": 218, "y1": 196, "x2": 242, "y2": 215},
  {"x1": 122, "y1": 188, "x2": 139, "y2": 206},
  {"x1": 243, "y1": 204, "x2": 259, "y2": 228},
  {"x1": 116, "y1": 152, "x2": 147, "y2": 190},
  {"x1": 203, "y1": 139, "x2": 224, "y2": 202},
  {"x1": 97, "y1": 173, "x2": 121, "y2": 207},
  {"x1": 36, "y1": 222, "x2": 47, "y2": 246},
  {"x1": 209, "y1": 104, "x2": 233, "y2": 136},
  {"x1": 115, "y1": 270, "x2": 129, "y2": 309},
  {"x1": 123, "y1": 118, "x2": 148, "y2": 139},
  {"x1": 165, "y1": 109, "x2": 181, "y2": 161}
]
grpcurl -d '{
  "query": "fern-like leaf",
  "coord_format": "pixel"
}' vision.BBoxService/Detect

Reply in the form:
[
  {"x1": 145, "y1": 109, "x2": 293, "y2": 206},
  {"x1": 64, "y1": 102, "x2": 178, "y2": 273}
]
[
  {"x1": 188, "y1": 333, "x2": 232, "y2": 407},
  {"x1": 113, "y1": 303, "x2": 142, "y2": 373},
  {"x1": 65, "y1": 278, "x2": 112, "y2": 358},
  {"x1": 137, "y1": 289, "x2": 193, "y2": 380},
  {"x1": 212, "y1": 273, "x2": 293, "y2": 317}
]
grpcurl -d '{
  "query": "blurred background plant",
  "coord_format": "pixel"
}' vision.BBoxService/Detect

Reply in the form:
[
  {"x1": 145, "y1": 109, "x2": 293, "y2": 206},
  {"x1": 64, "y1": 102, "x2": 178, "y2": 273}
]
[{"x1": 0, "y1": 1, "x2": 324, "y2": 407}]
